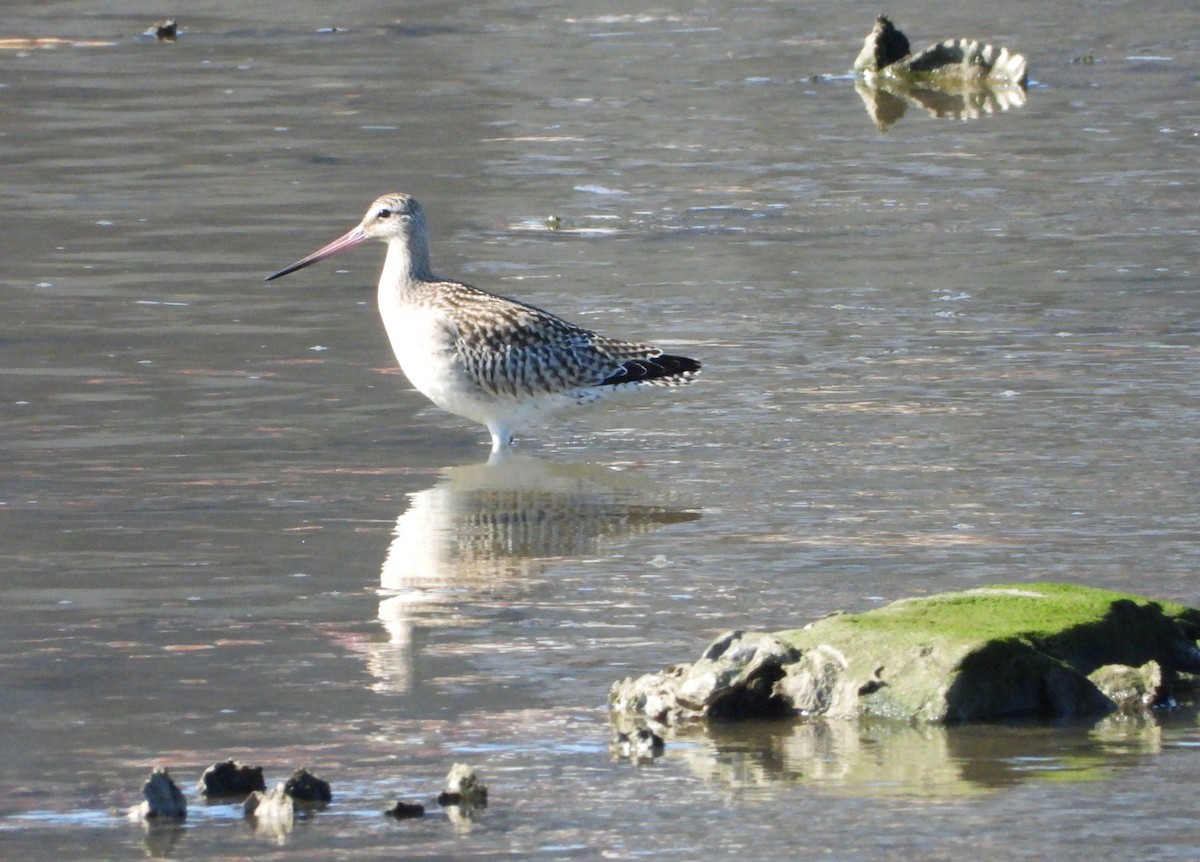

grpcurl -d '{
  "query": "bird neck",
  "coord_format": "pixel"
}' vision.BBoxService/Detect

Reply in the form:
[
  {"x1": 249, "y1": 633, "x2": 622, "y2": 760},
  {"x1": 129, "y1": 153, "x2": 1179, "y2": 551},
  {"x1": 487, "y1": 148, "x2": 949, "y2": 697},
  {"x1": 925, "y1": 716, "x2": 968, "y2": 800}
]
[{"x1": 380, "y1": 233, "x2": 435, "y2": 289}]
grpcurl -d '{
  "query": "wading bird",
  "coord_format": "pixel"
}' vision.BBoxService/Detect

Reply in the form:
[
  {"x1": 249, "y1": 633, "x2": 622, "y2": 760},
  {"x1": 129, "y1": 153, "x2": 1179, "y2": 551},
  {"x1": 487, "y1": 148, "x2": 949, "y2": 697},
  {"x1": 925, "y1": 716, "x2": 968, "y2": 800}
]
[{"x1": 266, "y1": 194, "x2": 700, "y2": 456}]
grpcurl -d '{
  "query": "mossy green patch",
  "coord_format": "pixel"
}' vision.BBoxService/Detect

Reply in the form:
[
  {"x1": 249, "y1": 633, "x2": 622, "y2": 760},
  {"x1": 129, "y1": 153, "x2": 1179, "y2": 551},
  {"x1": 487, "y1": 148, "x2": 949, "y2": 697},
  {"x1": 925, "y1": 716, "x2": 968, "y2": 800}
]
[
  {"x1": 777, "y1": 584, "x2": 1195, "y2": 651},
  {"x1": 771, "y1": 584, "x2": 1200, "y2": 722}
]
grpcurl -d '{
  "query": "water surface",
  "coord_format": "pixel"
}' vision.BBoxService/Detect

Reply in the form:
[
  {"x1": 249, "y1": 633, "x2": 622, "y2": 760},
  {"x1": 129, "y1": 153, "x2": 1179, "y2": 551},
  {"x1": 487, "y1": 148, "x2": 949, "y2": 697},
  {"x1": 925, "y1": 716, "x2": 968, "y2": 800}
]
[{"x1": 2, "y1": 0, "x2": 1199, "y2": 858}]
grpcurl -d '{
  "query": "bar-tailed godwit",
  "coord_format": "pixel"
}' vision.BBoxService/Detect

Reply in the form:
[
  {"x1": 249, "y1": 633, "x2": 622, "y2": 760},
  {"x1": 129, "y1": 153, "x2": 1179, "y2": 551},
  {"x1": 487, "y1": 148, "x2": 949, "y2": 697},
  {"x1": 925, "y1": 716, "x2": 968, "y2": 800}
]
[{"x1": 266, "y1": 194, "x2": 700, "y2": 455}]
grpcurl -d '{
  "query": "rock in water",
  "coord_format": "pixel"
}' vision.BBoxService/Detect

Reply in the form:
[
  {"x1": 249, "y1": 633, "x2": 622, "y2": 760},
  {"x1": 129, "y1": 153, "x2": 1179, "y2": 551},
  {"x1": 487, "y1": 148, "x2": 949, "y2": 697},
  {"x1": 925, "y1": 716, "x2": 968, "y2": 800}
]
[
  {"x1": 197, "y1": 759, "x2": 266, "y2": 798},
  {"x1": 853, "y1": 15, "x2": 911, "y2": 72},
  {"x1": 852, "y1": 16, "x2": 1027, "y2": 88},
  {"x1": 243, "y1": 783, "x2": 296, "y2": 836},
  {"x1": 437, "y1": 763, "x2": 488, "y2": 806},
  {"x1": 610, "y1": 630, "x2": 800, "y2": 726},
  {"x1": 283, "y1": 766, "x2": 332, "y2": 804},
  {"x1": 1089, "y1": 661, "x2": 1167, "y2": 711},
  {"x1": 611, "y1": 584, "x2": 1200, "y2": 725},
  {"x1": 127, "y1": 767, "x2": 186, "y2": 821},
  {"x1": 384, "y1": 800, "x2": 426, "y2": 819},
  {"x1": 902, "y1": 38, "x2": 1028, "y2": 87},
  {"x1": 242, "y1": 768, "x2": 332, "y2": 838}
]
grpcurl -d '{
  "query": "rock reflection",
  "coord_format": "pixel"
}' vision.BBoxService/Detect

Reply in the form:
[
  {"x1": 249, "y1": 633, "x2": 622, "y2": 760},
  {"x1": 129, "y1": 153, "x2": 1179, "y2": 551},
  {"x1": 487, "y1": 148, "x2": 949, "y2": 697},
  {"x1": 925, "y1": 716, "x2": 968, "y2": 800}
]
[
  {"x1": 138, "y1": 821, "x2": 185, "y2": 858},
  {"x1": 676, "y1": 715, "x2": 1173, "y2": 798},
  {"x1": 443, "y1": 801, "x2": 487, "y2": 832},
  {"x1": 244, "y1": 807, "x2": 295, "y2": 845},
  {"x1": 856, "y1": 76, "x2": 1027, "y2": 131},
  {"x1": 369, "y1": 455, "x2": 701, "y2": 692}
]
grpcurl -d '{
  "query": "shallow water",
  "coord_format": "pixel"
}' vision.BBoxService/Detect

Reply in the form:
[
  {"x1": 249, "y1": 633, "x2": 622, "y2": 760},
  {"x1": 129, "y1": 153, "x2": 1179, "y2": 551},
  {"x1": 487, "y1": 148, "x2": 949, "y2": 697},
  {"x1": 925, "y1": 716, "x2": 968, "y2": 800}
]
[{"x1": 2, "y1": 0, "x2": 1199, "y2": 858}]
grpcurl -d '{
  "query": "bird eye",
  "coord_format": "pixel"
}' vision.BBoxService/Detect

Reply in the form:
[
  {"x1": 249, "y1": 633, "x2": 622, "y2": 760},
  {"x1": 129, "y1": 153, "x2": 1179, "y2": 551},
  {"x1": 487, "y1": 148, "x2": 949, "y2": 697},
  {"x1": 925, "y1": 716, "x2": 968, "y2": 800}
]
[{"x1": 376, "y1": 208, "x2": 392, "y2": 219}]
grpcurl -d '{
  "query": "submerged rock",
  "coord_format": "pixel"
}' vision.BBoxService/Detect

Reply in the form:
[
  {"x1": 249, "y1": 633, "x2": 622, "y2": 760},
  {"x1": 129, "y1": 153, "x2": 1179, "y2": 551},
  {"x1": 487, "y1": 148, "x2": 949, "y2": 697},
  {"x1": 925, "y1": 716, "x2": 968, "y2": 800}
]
[
  {"x1": 384, "y1": 800, "x2": 426, "y2": 819},
  {"x1": 197, "y1": 759, "x2": 266, "y2": 798},
  {"x1": 611, "y1": 584, "x2": 1200, "y2": 726},
  {"x1": 127, "y1": 767, "x2": 186, "y2": 822}
]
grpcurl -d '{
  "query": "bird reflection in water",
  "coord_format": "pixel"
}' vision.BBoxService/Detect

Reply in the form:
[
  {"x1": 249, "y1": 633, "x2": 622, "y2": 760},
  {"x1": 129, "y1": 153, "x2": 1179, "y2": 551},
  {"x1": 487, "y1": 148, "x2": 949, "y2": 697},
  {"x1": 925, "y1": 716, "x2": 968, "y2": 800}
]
[{"x1": 366, "y1": 454, "x2": 701, "y2": 692}]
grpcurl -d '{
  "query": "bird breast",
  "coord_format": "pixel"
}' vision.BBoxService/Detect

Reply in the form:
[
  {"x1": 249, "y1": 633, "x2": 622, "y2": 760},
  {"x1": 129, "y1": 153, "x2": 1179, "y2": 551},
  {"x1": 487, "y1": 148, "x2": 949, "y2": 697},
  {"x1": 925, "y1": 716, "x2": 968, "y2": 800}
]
[{"x1": 378, "y1": 300, "x2": 469, "y2": 406}]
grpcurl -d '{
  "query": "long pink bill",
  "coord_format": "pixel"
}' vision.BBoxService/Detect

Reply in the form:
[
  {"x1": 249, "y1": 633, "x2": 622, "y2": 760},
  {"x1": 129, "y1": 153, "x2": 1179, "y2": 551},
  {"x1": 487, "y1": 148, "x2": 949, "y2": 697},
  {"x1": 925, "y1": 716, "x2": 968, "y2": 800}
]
[{"x1": 265, "y1": 226, "x2": 367, "y2": 281}]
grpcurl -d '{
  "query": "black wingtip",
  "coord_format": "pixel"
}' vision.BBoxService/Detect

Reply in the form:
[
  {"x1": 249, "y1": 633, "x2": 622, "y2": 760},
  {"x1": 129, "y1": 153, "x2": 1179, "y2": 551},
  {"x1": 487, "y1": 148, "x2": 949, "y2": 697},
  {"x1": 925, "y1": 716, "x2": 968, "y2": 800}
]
[{"x1": 600, "y1": 354, "x2": 701, "y2": 386}]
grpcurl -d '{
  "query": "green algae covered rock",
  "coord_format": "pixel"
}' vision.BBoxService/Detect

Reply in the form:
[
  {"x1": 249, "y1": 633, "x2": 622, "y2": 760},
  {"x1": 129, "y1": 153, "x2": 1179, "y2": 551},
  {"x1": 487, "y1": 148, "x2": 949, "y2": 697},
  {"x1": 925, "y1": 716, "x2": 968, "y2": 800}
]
[
  {"x1": 610, "y1": 584, "x2": 1200, "y2": 727},
  {"x1": 777, "y1": 584, "x2": 1200, "y2": 722}
]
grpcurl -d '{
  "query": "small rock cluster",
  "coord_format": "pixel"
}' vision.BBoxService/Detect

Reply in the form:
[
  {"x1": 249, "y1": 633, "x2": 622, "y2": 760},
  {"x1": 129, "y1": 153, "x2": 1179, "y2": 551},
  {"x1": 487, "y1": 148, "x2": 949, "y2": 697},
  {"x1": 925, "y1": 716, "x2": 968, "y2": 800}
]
[
  {"x1": 239, "y1": 766, "x2": 333, "y2": 837},
  {"x1": 126, "y1": 759, "x2": 489, "y2": 835}
]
